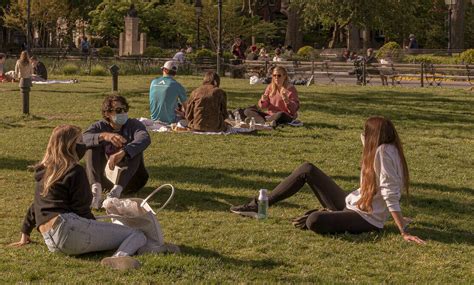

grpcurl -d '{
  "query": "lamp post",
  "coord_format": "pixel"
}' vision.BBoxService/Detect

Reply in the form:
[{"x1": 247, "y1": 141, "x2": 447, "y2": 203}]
[
  {"x1": 216, "y1": 0, "x2": 222, "y2": 75},
  {"x1": 26, "y1": 0, "x2": 31, "y2": 53},
  {"x1": 445, "y1": 0, "x2": 457, "y2": 54},
  {"x1": 194, "y1": 0, "x2": 203, "y2": 49}
]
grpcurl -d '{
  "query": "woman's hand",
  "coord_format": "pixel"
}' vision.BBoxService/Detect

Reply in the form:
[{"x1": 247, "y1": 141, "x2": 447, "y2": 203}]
[
  {"x1": 8, "y1": 233, "x2": 31, "y2": 247},
  {"x1": 281, "y1": 89, "x2": 290, "y2": 103},
  {"x1": 402, "y1": 232, "x2": 426, "y2": 244}
]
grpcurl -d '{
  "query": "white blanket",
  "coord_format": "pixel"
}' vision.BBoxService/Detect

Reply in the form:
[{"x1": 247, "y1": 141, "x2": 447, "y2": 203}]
[
  {"x1": 138, "y1": 117, "x2": 270, "y2": 135},
  {"x1": 32, "y1": 79, "x2": 77, "y2": 84}
]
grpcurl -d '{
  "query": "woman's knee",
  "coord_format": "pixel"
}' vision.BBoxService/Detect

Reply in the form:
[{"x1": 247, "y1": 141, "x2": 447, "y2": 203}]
[
  {"x1": 305, "y1": 211, "x2": 333, "y2": 234},
  {"x1": 299, "y1": 162, "x2": 317, "y2": 174},
  {"x1": 131, "y1": 229, "x2": 147, "y2": 248}
]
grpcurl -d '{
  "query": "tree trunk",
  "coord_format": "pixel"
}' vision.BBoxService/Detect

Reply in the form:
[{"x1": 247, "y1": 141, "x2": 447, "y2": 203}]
[
  {"x1": 347, "y1": 23, "x2": 360, "y2": 51},
  {"x1": 362, "y1": 28, "x2": 374, "y2": 50},
  {"x1": 280, "y1": 0, "x2": 303, "y2": 50},
  {"x1": 451, "y1": 0, "x2": 467, "y2": 50},
  {"x1": 328, "y1": 23, "x2": 339, "y2": 49}
]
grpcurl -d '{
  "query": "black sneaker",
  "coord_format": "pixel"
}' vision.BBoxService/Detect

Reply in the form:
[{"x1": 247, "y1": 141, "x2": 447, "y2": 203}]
[{"x1": 230, "y1": 199, "x2": 258, "y2": 218}]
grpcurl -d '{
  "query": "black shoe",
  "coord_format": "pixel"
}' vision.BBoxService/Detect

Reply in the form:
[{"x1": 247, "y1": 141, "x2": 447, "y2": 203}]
[{"x1": 230, "y1": 199, "x2": 258, "y2": 218}]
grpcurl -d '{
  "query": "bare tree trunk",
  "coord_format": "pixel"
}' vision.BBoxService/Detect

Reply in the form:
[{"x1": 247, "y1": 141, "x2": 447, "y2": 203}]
[
  {"x1": 362, "y1": 28, "x2": 373, "y2": 50},
  {"x1": 451, "y1": 0, "x2": 467, "y2": 49},
  {"x1": 347, "y1": 23, "x2": 360, "y2": 50},
  {"x1": 328, "y1": 23, "x2": 339, "y2": 49},
  {"x1": 281, "y1": 0, "x2": 303, "y2": 50}
]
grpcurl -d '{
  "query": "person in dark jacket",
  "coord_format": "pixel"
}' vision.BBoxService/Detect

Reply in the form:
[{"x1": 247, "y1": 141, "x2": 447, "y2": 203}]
[
  {"x1": 185, "y1": 71, "x2": 228, "y2": 132},
  {"x1": 30, "y1": 56, "x2": 48, "y2": 81},
  {"x1": 9, "y1": 125, "x2": 146, "y2": 270},
  {"x1": 83, "y1": 95, "x2": 151, "y2": 209}
]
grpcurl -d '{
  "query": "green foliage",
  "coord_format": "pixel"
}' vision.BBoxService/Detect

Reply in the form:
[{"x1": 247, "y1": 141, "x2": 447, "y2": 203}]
[
  {"x1": 62, "y1": 63, "x2": 79, "y2": 75},
  {"x1": 97, "y1": 46, "x2": 115, "y2": 57},
  {"x1": 90, "y1": 64, "x2": 107, "y2": 76},
  {"x1": 297, "y1": 46, "x2": 316, "y2": 59},
  {"x1": 195, "y1": 48, "x2": 216, "y2": 58},
  {"x1": 403, "y1": 55, "x2": 458, "y2": 64},
  {"x1": 376, "y1": 42, "x2": 402, "y2": 60},
  {"x1": 142, "y1": 46, "x2": 169, "y2": 58},
  {"x1": 459, "y1": 49, "x2": 474, "y2": 64}
]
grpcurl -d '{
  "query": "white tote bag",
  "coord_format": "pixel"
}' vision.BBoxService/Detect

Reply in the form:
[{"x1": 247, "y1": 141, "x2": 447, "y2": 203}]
[{"x1": 98, "y1": 184, "x2": 179, "y2": 254}]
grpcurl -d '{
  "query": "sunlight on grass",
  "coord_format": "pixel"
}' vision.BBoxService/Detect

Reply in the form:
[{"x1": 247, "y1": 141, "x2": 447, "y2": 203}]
[{"x1": 0, "y1": 76, "x2": 473, "y2": 283}]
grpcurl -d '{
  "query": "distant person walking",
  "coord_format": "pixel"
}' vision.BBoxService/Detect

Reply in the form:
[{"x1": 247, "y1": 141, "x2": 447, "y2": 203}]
[
  {"x1": 407, "y1": 34, "x2": 419, "y2": 49},
  {"x1": 15, "y1": 51, "x2": 32, "y2": 88}
]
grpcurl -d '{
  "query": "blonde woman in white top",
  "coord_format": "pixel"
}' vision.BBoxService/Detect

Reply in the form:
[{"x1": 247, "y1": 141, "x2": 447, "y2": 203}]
[
  {"x1": 15, "y1": 51, "x2": 32, "y2": 87},
  {"x1": 231, "y1": 116, "x2": 425, "y2": 244}
]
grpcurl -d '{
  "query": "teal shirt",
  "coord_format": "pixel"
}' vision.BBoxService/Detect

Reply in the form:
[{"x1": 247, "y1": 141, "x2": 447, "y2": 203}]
[{"x1": 149, "y1": 76, "x2": 187, "y2": 123}]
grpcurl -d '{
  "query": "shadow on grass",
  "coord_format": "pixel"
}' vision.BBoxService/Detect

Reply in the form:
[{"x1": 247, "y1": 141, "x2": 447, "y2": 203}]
[
  {"x1": 0, "y1": 157, "x2": 35, "y2": 170},
  {"x1": 179, "y1": 245, "x2": 286, "y2": 269},
  {"x1": 130, "y1": 183, "x2": 300, "y2": 213}
]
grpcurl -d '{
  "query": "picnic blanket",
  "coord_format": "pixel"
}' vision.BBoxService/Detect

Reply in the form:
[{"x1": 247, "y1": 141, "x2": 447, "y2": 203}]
[
  {"x1": 32, "y1": 79, "x2": 78, "y2": 84},
  {"x1": 138, "y1": 117, "x2": 273, "y2": 135}
]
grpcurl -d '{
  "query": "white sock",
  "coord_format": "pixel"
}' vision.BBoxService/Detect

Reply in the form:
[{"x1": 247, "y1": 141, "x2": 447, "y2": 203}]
[{"x1": 109, "y1": 185, "x2": 123, "y2": 198}]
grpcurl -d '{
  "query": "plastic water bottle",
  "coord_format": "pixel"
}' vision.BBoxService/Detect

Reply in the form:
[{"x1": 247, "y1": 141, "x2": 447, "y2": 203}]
[
  {"x1": 249, "y1": 117, "x2": 256, "y2": 131},
  {"x1": 233, "y1": 111, "x2": 241, "y2": 126},
  {"x1": 257, "y1": 189, "x2": 269, "y2": 219}
]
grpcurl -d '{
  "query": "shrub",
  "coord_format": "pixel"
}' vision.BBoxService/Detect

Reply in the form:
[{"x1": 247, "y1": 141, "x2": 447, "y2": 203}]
[
  {"x1": 195, "y1": 48, "x2": 216, "y2": 58},
  {"x1": 90, "y1": 64, "x2": 108, "y2": 76},
  {"x1": 403, "y1": 55, "x2": 457, "y2": 64},
  {"x1": 459, "y1": 49, "x2": 474, "y2": 64},
  {"x1": 143, "y1": 46, "x2": 168, "y2": 58},
  {"x1": 376, "y1": 41, "x2": 402, "y2": 61},
  {"x1": 62, "y1": 63, "x2": 79, "y2": 75},
  {"x1": 98, "y1": 46, "x2": 114, "y2": 57},
  {"x1": 297, "y1": 46, "x2": 315, "y2": 59}
]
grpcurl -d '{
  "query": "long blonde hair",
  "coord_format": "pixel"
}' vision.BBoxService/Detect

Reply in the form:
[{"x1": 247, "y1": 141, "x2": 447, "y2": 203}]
[
  {"x1": 18, "y1": 51, "x2": 30, "y2": 67},
  {"x1": 268, "y1": 66, "x2": 290, "y2": 97},
  {"x1": 36, "y1": 125, "x2": 82, "y2": 196},
  {"x1": 357, "y1": 116, "x2": 409, "y2": 212}
]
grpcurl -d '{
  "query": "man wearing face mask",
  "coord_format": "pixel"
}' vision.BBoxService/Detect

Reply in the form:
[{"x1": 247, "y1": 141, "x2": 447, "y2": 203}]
[{"x1": 83, "y1": 95, "x2": 151, "y2": 209}]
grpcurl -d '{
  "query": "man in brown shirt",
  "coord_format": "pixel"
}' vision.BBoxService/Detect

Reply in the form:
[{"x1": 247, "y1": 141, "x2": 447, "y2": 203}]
[{"x1": 185, "y1": 71, "x2": 228, "y2": 132}]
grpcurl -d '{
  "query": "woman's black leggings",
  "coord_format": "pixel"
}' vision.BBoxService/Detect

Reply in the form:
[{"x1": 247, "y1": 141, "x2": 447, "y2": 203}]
[
  {"x1": 243, "y1": 106, "x2": 293, "y2": 126},
  {"x1": 268, "y1": 162, "x2": 379, "y2": 234}
]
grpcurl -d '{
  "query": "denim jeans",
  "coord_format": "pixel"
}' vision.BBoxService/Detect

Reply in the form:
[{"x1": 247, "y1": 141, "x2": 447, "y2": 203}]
[{"x1": 41, "y1": 213, "x2": 147, "y2": 256}]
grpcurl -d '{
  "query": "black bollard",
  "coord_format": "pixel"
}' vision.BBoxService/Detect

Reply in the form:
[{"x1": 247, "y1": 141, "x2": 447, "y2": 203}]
[
  {"x1": 109, "y1": 64, "x2": 120, "y2": 92},
  {"x1": 20, "y1": 78, "x2": 32, "y2": 115}
]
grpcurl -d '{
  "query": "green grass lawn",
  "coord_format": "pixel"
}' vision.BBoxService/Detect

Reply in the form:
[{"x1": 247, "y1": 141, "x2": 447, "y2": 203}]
[{"x1": 0, "y1": 75, "x2": 473, "y2": 283}]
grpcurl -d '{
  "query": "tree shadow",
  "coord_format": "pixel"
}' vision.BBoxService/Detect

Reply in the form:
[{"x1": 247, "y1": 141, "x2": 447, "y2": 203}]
[
  {"x1": 0, "y1": 157, "x2": 36, "y2": 170},
  {"x1": 178, "y1": 245, "x2": 286, "y2": 269},
  {"x1": 146, "y1": 165, "x2": 288, "y2": 191}
]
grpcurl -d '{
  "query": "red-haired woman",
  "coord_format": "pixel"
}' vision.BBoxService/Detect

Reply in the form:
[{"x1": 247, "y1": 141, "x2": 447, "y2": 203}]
[{"x1": 231, "y1": 116, "x2": 425, "y2": 244}]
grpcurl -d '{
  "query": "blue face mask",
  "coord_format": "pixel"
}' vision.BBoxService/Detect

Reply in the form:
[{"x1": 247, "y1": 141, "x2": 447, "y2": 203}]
[{"x1": 113, "y1": 113, "x2": 128, "y2": 125}]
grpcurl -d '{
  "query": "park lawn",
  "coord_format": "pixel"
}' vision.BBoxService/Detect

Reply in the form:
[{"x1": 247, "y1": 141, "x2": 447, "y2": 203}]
[{"x1": 0, "y1": 75, "x2": 473, "y2": 283}]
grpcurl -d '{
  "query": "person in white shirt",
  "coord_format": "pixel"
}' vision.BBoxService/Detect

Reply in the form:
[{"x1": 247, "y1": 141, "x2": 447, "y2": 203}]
[
  {"x1": 172, "y1": 49, "x2": 186, "y2": 64},
  {"x1": 231, "y1": 116, "x2": 425, "y2": 244}
]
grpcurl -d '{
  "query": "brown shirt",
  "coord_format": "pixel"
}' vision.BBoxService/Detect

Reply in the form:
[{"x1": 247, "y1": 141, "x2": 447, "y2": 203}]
[{"x1": 185, "y1": 84, "x2": 228, "y2": 132}]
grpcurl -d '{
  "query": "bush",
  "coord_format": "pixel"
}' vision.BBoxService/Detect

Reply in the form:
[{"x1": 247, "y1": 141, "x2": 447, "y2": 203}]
[
  {"x1": 403, "y1": 55, "x2": 457, "y2": 64},
  {"x1": 376, "y1": 41, "x2": 402, "y2": 61},
  {"x1": 98, "y1": 46, "x2": 114, "y2": 57},
  {"x1": 90, "y1": 64, "x2": 108, "y2": 76},
  {"x1": 195, "y1": 48, "x2": 216, "y2": 58},
  {"x1": 297, "y1": 46, "x2": 315, "y2": 59},
  {"x1": 459, "y1": 49, "x2": 474, "y2": 64},
  {"x1": 62, "y1": 63, "x2": 79, "y2": 75},
  {"x1": 143, "y1": 46, "x2": 168, "y2": 58}
]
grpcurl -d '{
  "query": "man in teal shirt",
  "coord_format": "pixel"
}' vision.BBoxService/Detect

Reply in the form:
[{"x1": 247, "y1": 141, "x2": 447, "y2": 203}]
[{"x1": 149, "y1": 61, "x2": 187, "y2": 123}]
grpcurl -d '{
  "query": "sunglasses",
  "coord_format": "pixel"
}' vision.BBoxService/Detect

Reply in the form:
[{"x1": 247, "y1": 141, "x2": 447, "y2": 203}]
[
  {"x1": 272, "y1": 74, "x2": 283, "y2": 78},
  {"x1": 108, "y1": 107, "x2": 127, "y2": 114}
]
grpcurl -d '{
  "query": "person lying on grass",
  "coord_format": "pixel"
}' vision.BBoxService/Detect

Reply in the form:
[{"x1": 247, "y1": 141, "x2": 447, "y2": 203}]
[
  {"x1": 243, "y1": 66, "x2": 299, "y2": 127},
  {"x1": 231, "y1": 116, "x2": 425, "y2": 244},
  {"x1": 9, "y1": 125, "x2": 146, "y2": 270}
]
